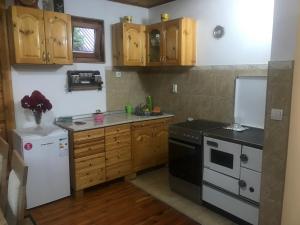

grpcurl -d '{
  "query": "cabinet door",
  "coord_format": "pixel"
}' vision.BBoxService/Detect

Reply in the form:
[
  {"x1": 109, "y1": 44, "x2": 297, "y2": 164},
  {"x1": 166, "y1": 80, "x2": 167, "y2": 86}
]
[
  {"x1": 123, "y1": 23, "x2": 145, "y2": 66},
  {"x1": 239, "y1": 168, "x2": 261, "y2": 203},
  {"x1": 132, "y1": 126, "x2": 155, "y2": 171},
  {"x1": 163, "y1": 19, "x2": 181, "y2": 65},
  {"x1": 10, "y1": 6, "x2": 46, "y2": 64},
  {"x1": 153, "y1": 124, "x2": 168, "y2": 165},
  {"x1": 44, "y1": 11, "x2": 73, "y2": 64},
  {"x1": 146, "y1": 23, "x2": 163, "y2": 66}
]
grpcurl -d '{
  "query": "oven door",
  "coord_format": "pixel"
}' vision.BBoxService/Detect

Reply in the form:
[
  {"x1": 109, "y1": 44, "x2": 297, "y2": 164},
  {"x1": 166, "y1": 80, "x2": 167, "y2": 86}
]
[
  {"x1": 169, "y1": 138, "x2": 202, "y2": 186},
  {"x1": 204, "y1": 137, "x2": 241, "y2": 179}
]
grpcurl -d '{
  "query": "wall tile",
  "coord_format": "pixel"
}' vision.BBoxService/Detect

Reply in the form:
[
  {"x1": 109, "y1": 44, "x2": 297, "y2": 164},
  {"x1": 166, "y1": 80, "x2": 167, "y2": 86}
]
[{"x1": 259, "y1": 61, "x2": 294, "y2": 225}]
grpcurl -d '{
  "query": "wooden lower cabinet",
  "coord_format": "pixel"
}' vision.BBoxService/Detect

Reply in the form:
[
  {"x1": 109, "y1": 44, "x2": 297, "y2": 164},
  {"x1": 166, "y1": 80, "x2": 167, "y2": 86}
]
[
  {"x1": 105, "y1": 124, "x2": 132, "y2": 181},
  {"x1": 70, "y1": 118, "x2": 171, "y2": 193},
  {"x1": 71, "y1": 128, "x2": 106, "y2": 191},
  {"x1": 132, "y1": 118, "x2": 170, "y2": 172}
]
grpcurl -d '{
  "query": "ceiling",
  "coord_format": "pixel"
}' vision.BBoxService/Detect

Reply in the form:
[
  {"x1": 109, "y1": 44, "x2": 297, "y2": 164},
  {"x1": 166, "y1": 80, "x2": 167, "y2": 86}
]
[{"x1": 108, "y1": 0, "x2": 175, "y2": 8}]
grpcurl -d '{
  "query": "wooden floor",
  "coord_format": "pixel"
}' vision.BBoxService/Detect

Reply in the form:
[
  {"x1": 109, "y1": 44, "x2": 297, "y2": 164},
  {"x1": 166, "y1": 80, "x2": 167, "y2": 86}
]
[{"x1": 30, "y1": 181, "x2": 200, "y2": 225}]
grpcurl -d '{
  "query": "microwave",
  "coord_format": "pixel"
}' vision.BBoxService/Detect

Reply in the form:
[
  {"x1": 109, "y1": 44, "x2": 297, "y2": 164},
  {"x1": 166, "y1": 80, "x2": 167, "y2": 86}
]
[{"x1": 203, "y1": 137, "x2": 241, "y2": 179}]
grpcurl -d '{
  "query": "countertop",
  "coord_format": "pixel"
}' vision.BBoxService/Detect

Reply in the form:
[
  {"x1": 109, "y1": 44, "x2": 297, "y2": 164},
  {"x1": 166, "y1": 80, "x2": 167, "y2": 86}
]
[
  {"x1": 204, "y1": 127, "x2": 264, "y2": 149},
  {"x1": 56, "y1": 112, "x2": 174, "y2": 132}
]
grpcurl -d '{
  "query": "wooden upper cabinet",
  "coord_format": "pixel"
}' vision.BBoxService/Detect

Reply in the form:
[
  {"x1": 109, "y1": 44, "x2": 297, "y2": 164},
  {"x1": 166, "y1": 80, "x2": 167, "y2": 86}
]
[
  {"x1": 8, "y1": 6, "x2": 73, "y2": 65},
  {"x1": 44, "y1": 11, "x2": 73, "y2": 64},
  {"x1": 112, "y1": 23, "x2": 145, "y2": 66},
  {"x1": 9, "y1": 6, "x2": 46, "y2": 64},
  {"x1": 146, "y1": 17, "x2": 196, "y2": 66},
  {"x1": 146, "y1": 23, "x2": 163, "y2": 66},
  {"x1": 164, "y1": 20, "x2": 180, "y2": 65}
]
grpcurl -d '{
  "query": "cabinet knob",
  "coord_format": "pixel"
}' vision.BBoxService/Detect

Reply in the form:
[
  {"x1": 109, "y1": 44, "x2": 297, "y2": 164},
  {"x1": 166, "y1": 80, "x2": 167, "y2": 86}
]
[
  {"x1": 240, "y1": 154, "x2": 249, "y2": 163},
  {"x1": 249, "y1": 187, "x2": 255, "y2": 193}
]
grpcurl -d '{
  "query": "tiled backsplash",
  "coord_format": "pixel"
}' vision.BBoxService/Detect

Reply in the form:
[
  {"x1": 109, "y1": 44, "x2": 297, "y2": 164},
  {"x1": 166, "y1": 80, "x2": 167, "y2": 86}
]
[
  {"x1": 106, "y1": 65, "x2": 268, "y2": 123},
  {"x1": 105, "y1": 70, "x2": 149, "y2": 111},
  {"x1": 139, "y1": 65, "x2": 268, "y2": 123}
]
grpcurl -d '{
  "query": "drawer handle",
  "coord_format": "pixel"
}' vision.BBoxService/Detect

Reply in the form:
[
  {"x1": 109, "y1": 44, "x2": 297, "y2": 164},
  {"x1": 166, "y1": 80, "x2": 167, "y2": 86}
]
[
  {"x1": 207, "y1": 141, "x2": 218, "y2": 148},
  {"x1": 240, "y1": 154, "x2": 249, "y2": 163},
  {"x1": 239, "y1": 180, "x2": 247, "y2": 188}
]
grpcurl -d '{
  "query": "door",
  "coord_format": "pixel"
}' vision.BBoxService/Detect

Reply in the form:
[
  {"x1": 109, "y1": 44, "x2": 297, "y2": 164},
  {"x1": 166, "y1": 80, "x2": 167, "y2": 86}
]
[
  {"x1": 123, "y1": 23, "x2": 145, "y2": 66},
  {"x1": 153, "y1": 124, "x2": 168, "y2": 165},
  {"x1": 10, "y1": 6, "x2": 46, "y2": 64},
  {"x1": 204, "y1": 137, "x2": 242, "y2": 179},
  {"x1": 239, "y1": 167, "x2": 261, "y2": 203},
  {"x1": 132, "y1": 126, "x2": 154, "y2": 171},
  {"x1": 146, "y1": 23, "x2": 163, "y2": 66},
  {"x1": 169, "y1": 138, "x2": 202, "y2": 185},
  {"x1": 164, "y1": 19, "x2": 181, "y2": 65},
  {"x1": 44, "y1": 11, "x2": 73, "y2": 64}
]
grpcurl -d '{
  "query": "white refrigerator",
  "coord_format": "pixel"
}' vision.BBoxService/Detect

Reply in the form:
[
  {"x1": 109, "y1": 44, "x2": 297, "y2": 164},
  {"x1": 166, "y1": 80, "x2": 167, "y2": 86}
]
[{"x1": 13, "y1": 125, "x2": 71, "y2": 209}]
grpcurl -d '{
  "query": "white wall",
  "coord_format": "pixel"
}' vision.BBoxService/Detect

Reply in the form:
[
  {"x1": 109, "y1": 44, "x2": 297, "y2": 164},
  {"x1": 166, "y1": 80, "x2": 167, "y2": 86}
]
[
  {"x1": 11, "y1": 0, "x2": 148, "y2": 128},
  {"x1": 149, "y1": 0, "x2": 274, "y2": 66},
  {"x1": 270, "y1": 0, "x2": 300, "y2": 60}
]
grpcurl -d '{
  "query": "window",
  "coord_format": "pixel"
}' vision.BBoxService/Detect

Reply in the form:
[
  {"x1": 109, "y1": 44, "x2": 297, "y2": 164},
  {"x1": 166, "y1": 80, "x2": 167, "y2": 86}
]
[{"x1": 72, "y1": 16, "x2": 105, "y2": 63}]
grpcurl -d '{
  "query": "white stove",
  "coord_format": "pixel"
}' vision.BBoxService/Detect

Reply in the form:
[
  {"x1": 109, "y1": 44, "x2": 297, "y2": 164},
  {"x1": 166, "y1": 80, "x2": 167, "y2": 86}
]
[{"x1": 202, "y1": 136, "x2": 263, "y2": 225}]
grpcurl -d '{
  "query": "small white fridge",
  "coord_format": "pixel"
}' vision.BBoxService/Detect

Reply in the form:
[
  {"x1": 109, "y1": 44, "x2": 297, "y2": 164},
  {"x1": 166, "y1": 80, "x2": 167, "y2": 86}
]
[{"x1": 13, "y1": 125, "x2": 71, "y2": 209}]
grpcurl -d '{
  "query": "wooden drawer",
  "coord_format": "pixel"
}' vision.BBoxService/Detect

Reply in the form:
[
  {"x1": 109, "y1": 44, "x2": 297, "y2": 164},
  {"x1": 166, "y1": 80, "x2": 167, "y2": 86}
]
[
  {"x1": 105, "y1": 124, "x2": 131, "y2": 136},
  {"x1": 106, "y1": 161, "x2": 132, "y2": 181},
  {"x1": 73, "y1": 128, "x2": 104, "y2": 144},
  {"x1": 131, "y1": 118, "x2": 171, "y2": 130},
  {"x1": 74, "y1": 142, "x2": 105, "y2": 159},
  {"x1": 74, "y1": 153, "x2": 105, "y2": 171},
  {"x1": 76, "y1": 168, "x2": 105, "y2": 190},
  {"x1": 105, "y1": 133, "x2": 131, "y2": 151},
  {"x1": 105, "y1": 146, "x2": 131, "y2": 166}
]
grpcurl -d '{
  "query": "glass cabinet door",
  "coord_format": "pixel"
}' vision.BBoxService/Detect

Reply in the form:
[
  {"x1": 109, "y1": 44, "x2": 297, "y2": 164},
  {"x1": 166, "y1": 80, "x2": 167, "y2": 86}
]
[{"x1": 147, "y1": 24, "x2": 163, "y2": 65}]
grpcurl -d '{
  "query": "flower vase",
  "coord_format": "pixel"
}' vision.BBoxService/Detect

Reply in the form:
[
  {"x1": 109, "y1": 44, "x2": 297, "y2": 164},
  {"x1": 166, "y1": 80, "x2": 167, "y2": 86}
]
[{"x1": 33, "y1": 111, "x2": 42, "y2": 125}]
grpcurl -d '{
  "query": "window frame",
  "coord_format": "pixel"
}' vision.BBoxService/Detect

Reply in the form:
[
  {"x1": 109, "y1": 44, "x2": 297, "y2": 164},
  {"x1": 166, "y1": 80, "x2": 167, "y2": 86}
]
[{"x1": 71, "y1": 16, "x2": 105, "y2": 63}]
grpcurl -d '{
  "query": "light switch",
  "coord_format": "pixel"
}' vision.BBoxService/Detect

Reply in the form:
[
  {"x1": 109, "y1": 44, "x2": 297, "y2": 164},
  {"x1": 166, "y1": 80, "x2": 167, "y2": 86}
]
[
  {"x1": 172, "y1": 84, "x2": 178, "y2": 94},
  {"x1": 115, "y1": 71, "x2": 122, "y2": 78},
  {"x1": 271, "y1": 108, "x2": 283, "y2": 121}
]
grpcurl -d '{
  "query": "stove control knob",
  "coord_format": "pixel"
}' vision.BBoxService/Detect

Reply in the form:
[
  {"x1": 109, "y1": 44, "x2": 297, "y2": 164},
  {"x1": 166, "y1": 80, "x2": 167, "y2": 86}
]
[
  {"x1": 239, "y1": 180, "x2": 247, "y2": 188},
  {"x1": 240, "y1": 154, "x2": 249, "y2": 163}
]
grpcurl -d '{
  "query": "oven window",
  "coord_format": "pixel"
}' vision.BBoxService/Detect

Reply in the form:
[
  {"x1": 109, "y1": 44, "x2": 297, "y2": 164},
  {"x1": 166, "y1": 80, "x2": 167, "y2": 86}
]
[{"x1": 210, "y1": 149, "x2": 234, "y2": 169}]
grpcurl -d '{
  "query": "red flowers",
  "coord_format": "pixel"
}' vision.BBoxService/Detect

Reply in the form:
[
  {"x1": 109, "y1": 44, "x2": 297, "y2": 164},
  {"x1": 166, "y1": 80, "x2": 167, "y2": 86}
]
[{"x1": 21, "y1": 90, "x2": 52, "y2": 113}]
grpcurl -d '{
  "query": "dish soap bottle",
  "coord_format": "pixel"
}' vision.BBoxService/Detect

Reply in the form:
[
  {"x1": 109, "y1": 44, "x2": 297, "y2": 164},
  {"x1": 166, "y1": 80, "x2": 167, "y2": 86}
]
[{"x1": 146, "y1": 96, "x2": 153, "y2": 112}]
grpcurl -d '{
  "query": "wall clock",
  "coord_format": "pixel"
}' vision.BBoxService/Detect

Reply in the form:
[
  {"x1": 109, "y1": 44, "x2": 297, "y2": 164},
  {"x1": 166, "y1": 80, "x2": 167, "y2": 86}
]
[{"x1": 15, "y1": 0, "x2": 38, "y2": 8}]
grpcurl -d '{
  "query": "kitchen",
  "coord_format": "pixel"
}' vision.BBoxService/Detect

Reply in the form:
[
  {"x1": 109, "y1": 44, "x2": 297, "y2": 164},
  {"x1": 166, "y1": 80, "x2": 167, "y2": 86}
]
[{"x1": 0, "y1": 0, "x2": 299, "y2": 225}]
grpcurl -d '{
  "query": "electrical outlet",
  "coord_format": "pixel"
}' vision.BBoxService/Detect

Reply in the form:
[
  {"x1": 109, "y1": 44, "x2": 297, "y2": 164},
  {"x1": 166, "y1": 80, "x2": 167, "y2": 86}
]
[
  {"x1": 271, "y1": 108, "x2": 283, "y2": 121},
  {"x1": 172, "y1": 84, "x2": 178, "y2": 94},
  {"x1": 115, "y1": 71, "x2": 122, "y2": 78}
]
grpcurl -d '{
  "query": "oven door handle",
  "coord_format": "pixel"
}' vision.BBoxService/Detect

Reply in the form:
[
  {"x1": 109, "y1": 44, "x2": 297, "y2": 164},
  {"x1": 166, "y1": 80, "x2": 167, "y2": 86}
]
[{"x1": 169, "y1": 139, "x2": 196, "y2": 150}]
